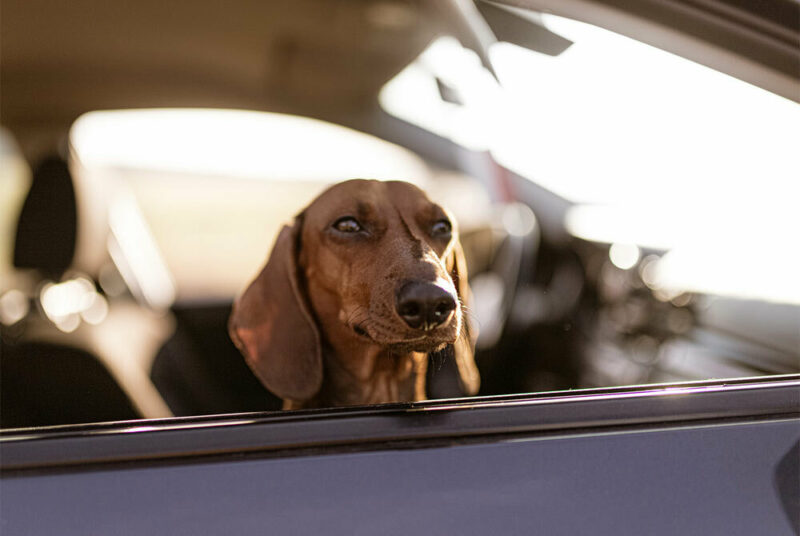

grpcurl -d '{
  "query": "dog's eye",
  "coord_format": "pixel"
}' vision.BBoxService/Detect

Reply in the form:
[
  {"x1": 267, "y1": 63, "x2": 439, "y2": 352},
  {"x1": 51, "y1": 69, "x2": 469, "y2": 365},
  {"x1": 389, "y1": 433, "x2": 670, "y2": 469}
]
[
  {"x1": 333, "y1": 217, "x2": 362, "y2": 233},
  {"x1": 431, "y1": 219, "x2": 452, "y2": 238}
]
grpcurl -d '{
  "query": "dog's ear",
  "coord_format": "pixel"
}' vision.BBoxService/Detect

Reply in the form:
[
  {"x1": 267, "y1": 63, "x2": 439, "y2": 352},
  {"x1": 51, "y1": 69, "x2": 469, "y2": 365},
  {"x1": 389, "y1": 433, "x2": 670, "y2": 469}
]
[
  {"x1": 229, "y1": 219, "x2": 322, "y2": 404},
  {"x1": 448, "y1": 235, "x2": 480, "y2": 395}
]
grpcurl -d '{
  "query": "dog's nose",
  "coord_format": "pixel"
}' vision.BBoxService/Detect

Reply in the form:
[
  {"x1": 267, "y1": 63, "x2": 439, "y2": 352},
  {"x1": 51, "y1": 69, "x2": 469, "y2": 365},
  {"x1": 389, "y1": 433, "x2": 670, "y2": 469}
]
[{"x1": 396, "y1": 282, "x2": 457, "y2": 331}]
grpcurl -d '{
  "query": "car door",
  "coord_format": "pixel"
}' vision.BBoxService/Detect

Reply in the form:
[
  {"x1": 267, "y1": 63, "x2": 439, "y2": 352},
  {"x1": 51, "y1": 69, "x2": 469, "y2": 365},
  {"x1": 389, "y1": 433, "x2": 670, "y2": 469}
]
[{"x1": 2, "y1": 375, "x2": 798, "y2": 535}]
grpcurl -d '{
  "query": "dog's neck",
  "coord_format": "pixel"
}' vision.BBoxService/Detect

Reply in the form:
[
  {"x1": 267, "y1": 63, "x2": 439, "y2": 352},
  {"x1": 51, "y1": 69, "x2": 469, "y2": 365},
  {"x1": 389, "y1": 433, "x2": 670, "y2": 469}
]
[
  {"x1": 320, "y1": 346, "x2": 427, "y2": 408},
  {"x1": 283, "y1": 323, "x2": 428, "y2": 410}
]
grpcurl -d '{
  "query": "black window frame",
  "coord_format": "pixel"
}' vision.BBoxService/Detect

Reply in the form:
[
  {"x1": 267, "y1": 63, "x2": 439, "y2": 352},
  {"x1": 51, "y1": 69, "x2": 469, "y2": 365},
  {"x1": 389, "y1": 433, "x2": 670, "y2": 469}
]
[{"x1": 2, "y1": 373, "x2": 798, "y2": 474}]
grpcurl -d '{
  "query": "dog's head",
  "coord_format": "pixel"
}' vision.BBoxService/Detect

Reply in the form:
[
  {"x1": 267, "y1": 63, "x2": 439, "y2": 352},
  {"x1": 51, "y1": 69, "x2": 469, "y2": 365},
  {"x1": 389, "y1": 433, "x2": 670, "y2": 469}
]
[{"x1": 229, "y1": 179, "x2": 478, "y2": 405}]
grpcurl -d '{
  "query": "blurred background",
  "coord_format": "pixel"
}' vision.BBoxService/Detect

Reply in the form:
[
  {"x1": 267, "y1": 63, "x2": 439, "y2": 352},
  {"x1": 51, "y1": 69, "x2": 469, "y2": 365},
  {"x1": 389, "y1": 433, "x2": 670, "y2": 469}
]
[{"x1": 1, "y1": 0, "x2": 798, "y2": 428}]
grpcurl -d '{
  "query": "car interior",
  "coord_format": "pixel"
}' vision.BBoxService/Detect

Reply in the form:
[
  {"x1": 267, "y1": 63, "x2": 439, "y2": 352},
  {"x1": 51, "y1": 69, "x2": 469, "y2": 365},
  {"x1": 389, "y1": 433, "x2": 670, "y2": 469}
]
[{"x1": 1, "y1": 0, "x2": 798, "y2": 428}]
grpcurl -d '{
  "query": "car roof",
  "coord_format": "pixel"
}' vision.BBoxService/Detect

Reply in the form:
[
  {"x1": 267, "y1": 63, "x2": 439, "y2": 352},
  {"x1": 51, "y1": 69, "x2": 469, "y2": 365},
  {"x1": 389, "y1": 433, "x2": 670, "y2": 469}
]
[{"x1": 2, "y1": 0, "x2": 797, "y2": 161}]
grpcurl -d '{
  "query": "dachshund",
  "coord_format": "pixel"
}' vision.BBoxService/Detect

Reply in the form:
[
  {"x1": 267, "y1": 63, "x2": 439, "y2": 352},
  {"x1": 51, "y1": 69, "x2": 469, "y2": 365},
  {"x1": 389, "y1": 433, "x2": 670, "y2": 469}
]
[{"x1": 229, "y1": 179, "x2": 479, "y2": 409}]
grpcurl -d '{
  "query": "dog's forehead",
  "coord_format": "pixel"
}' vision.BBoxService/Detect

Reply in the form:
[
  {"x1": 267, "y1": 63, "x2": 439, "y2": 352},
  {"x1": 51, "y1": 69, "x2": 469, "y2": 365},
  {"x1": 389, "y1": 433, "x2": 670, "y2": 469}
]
[{"x1": 305, "y1": 179, "x2": 433, "y2": 222}]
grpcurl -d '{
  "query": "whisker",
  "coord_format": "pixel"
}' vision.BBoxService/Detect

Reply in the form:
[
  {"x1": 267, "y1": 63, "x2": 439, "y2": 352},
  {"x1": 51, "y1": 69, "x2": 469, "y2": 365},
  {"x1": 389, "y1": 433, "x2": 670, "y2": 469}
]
[{"x1": 463, "y1": 310, "x2": 481, "y2": 327}]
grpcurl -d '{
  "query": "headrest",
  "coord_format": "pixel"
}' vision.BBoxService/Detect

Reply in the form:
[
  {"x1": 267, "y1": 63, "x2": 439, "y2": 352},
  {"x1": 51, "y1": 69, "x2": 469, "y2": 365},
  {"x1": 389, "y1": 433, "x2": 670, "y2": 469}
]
[{"x1": 13, "y1": 156, "x2": 77, "y2": 279}]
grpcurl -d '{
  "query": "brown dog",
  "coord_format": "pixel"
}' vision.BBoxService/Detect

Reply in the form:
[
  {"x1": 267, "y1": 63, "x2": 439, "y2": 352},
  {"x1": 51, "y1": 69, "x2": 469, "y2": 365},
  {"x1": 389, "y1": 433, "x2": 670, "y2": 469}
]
[{"x1": 229, "y1": 179, "x2": 479, "y2": 409}]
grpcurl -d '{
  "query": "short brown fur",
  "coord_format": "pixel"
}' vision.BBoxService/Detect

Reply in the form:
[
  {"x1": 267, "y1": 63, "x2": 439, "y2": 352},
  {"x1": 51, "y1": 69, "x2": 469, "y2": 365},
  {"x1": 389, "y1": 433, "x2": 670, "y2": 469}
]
[{"x1": 229, "y1": 179, "x2": 478, "y2": 409}]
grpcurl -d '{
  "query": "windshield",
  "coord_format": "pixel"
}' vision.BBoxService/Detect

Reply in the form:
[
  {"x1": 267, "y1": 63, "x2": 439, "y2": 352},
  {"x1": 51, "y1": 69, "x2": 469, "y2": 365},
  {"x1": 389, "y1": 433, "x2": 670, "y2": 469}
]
[{"x1": 382, "y1": 14, "x2": 800, "y2": 304}]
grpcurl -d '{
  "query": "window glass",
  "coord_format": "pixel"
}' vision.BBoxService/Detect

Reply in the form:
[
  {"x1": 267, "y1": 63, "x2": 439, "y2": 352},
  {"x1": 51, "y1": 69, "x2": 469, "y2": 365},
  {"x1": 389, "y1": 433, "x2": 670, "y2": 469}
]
[{"x1": 1, "y1": 4, "x2": 797, "y2": 429}]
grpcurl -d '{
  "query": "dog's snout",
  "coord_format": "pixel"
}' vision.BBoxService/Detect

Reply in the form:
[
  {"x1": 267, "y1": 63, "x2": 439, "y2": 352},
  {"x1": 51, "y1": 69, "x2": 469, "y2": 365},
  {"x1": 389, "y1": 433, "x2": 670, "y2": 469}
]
[{"x1": 396, "y1": 282, "x2": 456, "y2": 331}]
